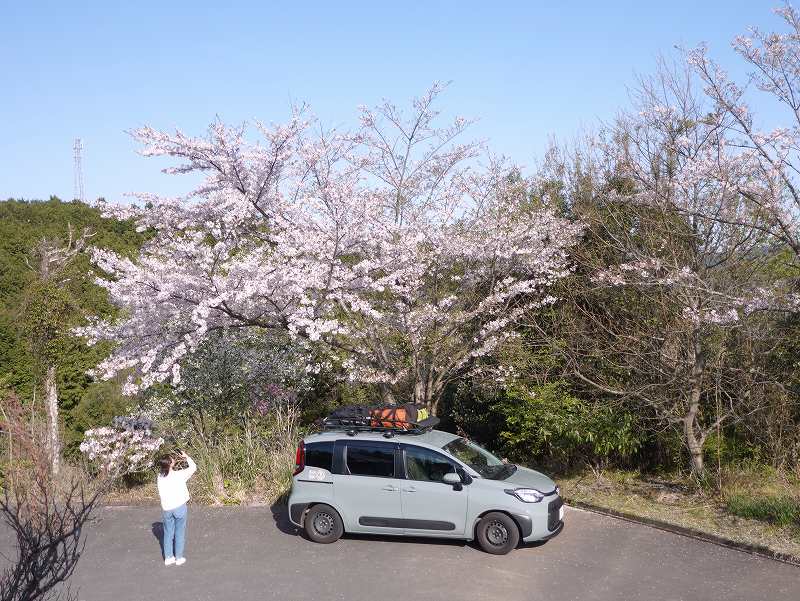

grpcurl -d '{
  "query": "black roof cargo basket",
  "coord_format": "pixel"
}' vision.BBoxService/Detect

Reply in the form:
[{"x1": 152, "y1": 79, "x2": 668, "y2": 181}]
[{"x1": 320, "y1": 415, "x2": 440, "y2": 437}]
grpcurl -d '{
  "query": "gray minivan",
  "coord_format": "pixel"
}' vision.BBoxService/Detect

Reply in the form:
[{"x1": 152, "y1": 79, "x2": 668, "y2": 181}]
[{"x1": 287, "y1": 427, "x2": 564, "y2": 555}]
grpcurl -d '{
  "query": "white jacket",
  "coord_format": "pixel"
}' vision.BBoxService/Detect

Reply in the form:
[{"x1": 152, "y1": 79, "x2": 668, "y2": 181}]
[{"x1": 157, "y1": 455, "x2": 197, "y2": 511}]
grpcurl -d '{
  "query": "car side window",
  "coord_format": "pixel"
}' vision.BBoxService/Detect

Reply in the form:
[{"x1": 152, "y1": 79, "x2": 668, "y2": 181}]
[
  {"x1": 345, "y1": 443, "x2": 395, "y2": 478},
  {"x1": 305, "y1": 441, "x2": 334, "y2": 471},
  {"x1": 405, "y1": 446, "x2": 457, "y2": 483}
]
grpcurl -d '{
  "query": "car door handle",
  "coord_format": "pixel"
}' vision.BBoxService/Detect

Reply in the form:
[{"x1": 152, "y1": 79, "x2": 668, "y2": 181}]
[
  {"x1": 382, "y1": 485, "x2": 399, "y2": 492},
  {"x1": 402, "y1": 486, "x2": 417, "y2": 493}
]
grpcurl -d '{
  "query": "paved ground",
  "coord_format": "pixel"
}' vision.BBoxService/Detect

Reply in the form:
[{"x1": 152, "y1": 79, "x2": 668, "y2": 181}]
[{"x1": 6, "y1": 505, "x2": 799, "y2": 601}]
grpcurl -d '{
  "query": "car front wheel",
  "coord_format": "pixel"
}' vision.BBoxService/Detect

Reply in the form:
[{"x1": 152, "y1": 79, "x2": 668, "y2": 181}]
[
  {"x1": 304, "y1": 504, "x2": 344, "y2": 544},
  {"x1": 476, "y1": 512, "x2": 520, "y2": 555}
]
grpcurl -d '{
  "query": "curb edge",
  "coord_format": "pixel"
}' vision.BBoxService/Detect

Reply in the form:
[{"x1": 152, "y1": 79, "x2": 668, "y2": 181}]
[{"x1": 564, "y1": 498, "x2": 800, "y2": 568}]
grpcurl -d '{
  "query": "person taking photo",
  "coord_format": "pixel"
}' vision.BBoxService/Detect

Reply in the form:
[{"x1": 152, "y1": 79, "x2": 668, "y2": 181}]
[{"x1": 157, "y1": 450, "x2": 196, "y2": 566}]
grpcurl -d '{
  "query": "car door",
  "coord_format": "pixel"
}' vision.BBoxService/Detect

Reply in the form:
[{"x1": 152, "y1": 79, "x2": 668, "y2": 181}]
[
  {"x1": 400, "y1": 444, "x2": 469, "y2": 537},
  {"x1": 331, "y1": 440, "x2": 404, "y2": 534}
]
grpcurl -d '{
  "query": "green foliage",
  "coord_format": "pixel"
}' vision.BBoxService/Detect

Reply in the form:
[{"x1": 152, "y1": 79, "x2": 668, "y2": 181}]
[
  {"x1": 21, "y1": 279, "x2": 76, "y2": 362},
  {"x1": 0, "y1": 197, "x2": 145, "y2": 455},
  {"x1": 67, "y1": 380, "x2": 131, "y2": 455},
  {"x1": 703, "y1": 431, "x2": 764, "y2": 467},
  {"x1": 0, "y1": 195, "x2": 798, "y2": 497},
  {"x1": 725, "y1": 493, "x2": 800, "y2": 527},
  {"x1": 492, "y1": 383, "x2": 643, "y2": 466}
]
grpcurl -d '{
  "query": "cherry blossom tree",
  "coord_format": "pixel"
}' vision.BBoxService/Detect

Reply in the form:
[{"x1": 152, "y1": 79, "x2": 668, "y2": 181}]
[
  {"x1": 532, "y1": 65, "x2": 788, "y2": 473},
  {"x1": 77, "y1": 86, "x2": 581, "y2": 414},
  {"x1": 687, "y1": 5, "x2": 800, "y2": 266}
]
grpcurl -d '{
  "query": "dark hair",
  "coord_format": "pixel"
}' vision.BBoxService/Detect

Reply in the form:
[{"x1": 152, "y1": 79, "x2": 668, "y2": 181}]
[{"x1": 158, "y1": 455, "x2": 173, "y2": 477}]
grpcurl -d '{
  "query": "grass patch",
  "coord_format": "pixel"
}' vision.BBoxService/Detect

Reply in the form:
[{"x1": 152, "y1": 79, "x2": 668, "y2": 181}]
[
  {"x1": 725, "y1": 494, "x2": 800, "y2": 527},
  {"x1": 557, "y1": 466, "x2": 800, "y2": 560}
]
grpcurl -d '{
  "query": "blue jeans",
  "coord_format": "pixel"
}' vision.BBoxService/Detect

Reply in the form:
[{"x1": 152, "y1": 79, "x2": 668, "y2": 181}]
[{"x1": 162, "y1": 503, "x2": 188, "y2": 559}]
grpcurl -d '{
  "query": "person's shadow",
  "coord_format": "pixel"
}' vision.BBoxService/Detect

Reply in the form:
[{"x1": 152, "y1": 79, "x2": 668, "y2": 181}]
[{"x1": 151, "y1": 522, "x2": 164, "y2": 559}]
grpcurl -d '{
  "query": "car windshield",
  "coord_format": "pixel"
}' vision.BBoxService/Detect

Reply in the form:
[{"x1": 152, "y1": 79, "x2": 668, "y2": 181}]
[{"x1": 442, "y1": 437, "x2": 517, "y2": 480}]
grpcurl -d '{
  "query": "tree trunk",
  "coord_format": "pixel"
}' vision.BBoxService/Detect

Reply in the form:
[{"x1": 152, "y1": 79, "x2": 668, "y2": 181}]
[
  {"x1": 378, "y1": 384, "x2": 396, "y2": 406},
  {"x1": 44, "y1": 364, "x2": 60, "y2": 476},
  {"x1": 684, "y1": 331, "x2": 706, "y2": 474},
  {"x1": 427, "y1": 386, "x2": 440, "y2": 416},
  {"x1": 683, "y1": 415, "x2": 704, "y2": 473}
]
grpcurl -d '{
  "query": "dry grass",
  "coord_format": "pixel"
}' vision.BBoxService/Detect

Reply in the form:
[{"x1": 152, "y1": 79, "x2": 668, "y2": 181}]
[
  {"x1": 101, "y1": 406, "x2": 302, "y2": 507},
  {"x1": 559, "y1": 466, "x2": 800, "y2": 559}
]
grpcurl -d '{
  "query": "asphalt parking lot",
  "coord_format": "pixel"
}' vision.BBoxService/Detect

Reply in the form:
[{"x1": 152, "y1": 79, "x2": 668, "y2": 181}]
[{"x1": 24, "y1": 504, "x2": 794, "y2": 601}]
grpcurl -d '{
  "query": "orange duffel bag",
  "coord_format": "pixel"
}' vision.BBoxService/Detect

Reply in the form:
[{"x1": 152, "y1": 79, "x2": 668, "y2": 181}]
[{"x1": 370, "y1": 403, "x2": 429, "y2": 430}]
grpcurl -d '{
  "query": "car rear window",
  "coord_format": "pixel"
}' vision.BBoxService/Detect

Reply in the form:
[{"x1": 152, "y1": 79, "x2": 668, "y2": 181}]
[
  {"x1": 346, "y1": 444, "x2": 395, "y2": 478},
  {"x1": 305, "y1": 441, "x2": 334, "y2": 471}
]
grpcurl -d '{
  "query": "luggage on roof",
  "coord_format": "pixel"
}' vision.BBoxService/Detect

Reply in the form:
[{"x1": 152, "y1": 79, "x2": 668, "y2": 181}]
[
  {"x1": 321, "y1": 402, "x2": 438, "y2": 435},
  {"x1": 370, "y1": 403, "x2": 429, "y2": 430}
]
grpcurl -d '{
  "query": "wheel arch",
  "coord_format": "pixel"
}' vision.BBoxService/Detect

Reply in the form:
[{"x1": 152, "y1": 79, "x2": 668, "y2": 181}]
[
  {"x1": 472, "y1": 509, "x2": 528, "y2": 541},
  {"x1": 293, "y1": 500, "x2": 348, "y2": 531}
]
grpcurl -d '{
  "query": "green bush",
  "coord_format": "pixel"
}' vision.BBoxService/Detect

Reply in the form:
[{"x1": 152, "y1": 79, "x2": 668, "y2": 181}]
[
  {"x1": 703, "y1": 431, "x2": 764, "y2": 467},
  {"x1": 66, "y1": 379, "x2": 130, "y2": 456},
  {"x1": 725, "y1": 493, "x2": 800, "y2": 527},
  {"x1": 441, "y1": 381, "x2": 507, "y2": 444},
  {"x1": 492, "y1": 382, "x2": 643, "y2": 467}
]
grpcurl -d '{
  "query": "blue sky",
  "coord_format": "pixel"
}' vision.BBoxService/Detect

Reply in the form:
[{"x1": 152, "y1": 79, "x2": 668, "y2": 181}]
[{"x1": 0, "y1": 0, "x2": 782, "y2": 202}]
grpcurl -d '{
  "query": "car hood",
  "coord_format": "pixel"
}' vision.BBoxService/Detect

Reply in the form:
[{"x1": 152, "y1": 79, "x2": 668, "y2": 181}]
[{"x1": 501, "y1": 465, "x2": 556, "y2": 493}]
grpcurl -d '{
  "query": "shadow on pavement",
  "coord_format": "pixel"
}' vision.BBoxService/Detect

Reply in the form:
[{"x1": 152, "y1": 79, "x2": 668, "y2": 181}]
[
  {"x1": 270, "y1": 501, "x2": 302, "y2": 537},
  {"x1": 151, "y1": 522, "x2": 164, "y2": 559},
  {"x1": 270, "y1": 501, "x2": 479, "y2": 550},
  {"x1": 344, "y1": 532, "x2": 469, "y2": 548}
]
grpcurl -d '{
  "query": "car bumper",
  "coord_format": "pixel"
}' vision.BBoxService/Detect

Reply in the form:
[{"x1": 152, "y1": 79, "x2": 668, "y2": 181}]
[
  {"x1": 539, "y1": 519, "x2": 564, "y2": 540},
  {"x1": 519, "y1": 494, "x2": 564, "y2": 542}
]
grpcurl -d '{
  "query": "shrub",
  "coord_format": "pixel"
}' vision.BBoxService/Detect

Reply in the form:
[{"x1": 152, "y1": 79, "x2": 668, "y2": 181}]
[
  {"x1": 66, "y1": 380, "x2": 130, "y2": 456},
  {"x1": 725, "y1": 493, "x2": 800, "y2": 527},
  {"x1": 702, "y1": 431, "x2": 764, "y2": 467},
  {"x1": 182, "y1": 403, "x2": 303, "y2": 504},
  {"x1": 492, "y1": 382, "x2": 642, "y2": 468}
]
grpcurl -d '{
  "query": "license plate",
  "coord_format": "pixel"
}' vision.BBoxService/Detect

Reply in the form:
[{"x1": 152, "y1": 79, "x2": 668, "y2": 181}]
[{"x1": 558, "y1": 506, "x2": 565, "y2": 521}]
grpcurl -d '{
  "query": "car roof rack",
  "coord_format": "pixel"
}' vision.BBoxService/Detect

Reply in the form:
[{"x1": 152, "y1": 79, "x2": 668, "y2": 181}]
[{"x1": 319, "y1": 415, "x2": 441, "y2": 437}]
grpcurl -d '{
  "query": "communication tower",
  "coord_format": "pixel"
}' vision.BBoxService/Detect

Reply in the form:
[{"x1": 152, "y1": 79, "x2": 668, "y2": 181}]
[{"x1": 73, "y1": 138, "x2": 85, "y2": 202}]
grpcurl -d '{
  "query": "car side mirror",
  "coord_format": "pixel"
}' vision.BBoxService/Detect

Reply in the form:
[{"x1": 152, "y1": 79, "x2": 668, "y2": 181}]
[
  {"x1": 456, "y1": 467, "x2": 472, "y2": 485},
  {"x1": 443, "y1": 472, "x2": 463, "y2": 490}
]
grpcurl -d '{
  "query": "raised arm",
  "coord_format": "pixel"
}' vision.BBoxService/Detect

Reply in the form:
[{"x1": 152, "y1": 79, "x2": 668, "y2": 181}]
[{"x1": 180, "y1": 452, "x2": 197, "y2": 481}]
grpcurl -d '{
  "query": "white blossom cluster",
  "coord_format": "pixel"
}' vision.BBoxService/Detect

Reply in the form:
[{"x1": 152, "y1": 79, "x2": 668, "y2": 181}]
[{"x1": 79, "y1": 424, "x2": 164, "y2": 475}]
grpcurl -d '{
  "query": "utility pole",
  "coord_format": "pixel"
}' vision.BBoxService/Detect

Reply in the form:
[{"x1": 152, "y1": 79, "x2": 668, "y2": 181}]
[{"x1": 73, "y1": 138, "x2": 85, "y2": 202}]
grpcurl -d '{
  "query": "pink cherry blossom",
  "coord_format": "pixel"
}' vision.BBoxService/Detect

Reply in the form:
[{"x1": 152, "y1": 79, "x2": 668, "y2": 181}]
[{"x1": 76, "y1": 87, "x2": 582, "y2": 411}]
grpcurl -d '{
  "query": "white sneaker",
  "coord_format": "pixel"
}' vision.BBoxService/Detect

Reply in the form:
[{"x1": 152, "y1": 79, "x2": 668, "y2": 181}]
[
  {"x1": 175, "y1": 557, "x2": 186, "y2": 566},
  {"x1": 164, "y1": 557, "x2": 175, "y2": 566}
]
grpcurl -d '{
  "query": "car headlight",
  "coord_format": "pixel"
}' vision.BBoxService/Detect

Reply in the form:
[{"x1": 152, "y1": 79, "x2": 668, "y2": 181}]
[{"x1": 505, "y1": 488, "x2": 545, "y2": 503}]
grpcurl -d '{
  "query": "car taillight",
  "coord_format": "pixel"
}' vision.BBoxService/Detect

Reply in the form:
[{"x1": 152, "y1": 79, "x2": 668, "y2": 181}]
[{"x1": 293, "y1": 441, "x2": 305, "y2": 476}]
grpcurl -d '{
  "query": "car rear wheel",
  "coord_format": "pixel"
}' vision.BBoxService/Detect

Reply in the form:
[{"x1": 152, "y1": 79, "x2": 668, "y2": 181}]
[
  {"x1": 304, "y1": 504, "x2": 344, "y2": 544},
  {"x1": 476, "y1": 512, "x2": 520, "y2": 555}
]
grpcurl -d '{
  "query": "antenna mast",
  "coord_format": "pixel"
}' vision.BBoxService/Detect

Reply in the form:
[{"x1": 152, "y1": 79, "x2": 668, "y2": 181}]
[{"x1": 73, "y1": 138, "x2": 85, "y2": 202}]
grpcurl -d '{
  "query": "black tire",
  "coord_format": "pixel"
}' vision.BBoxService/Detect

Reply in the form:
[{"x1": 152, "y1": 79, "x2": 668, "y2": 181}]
[
  {"x1": 304, "y1": 504, "x2": 344, "y2": 544},
  {"x1": 476, "y1": 512, "x2": 520, "y2": 555}
]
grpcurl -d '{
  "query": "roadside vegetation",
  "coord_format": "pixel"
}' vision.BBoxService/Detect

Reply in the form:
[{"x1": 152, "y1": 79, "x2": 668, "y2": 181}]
[
  {"x1": 2, "y1": 8, "x2": 800, "y2": 594},
  {"x1": 559, "y1": 465, "x2": 800, "y2": 559}
]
